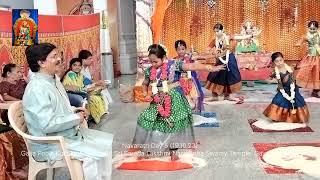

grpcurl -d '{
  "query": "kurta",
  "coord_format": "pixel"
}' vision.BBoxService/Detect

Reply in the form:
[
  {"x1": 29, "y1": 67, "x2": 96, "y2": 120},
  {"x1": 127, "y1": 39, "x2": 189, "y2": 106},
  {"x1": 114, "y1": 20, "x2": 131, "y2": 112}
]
[{"x1": 22, "y1": 73, "x2": 113, "y2": 179}]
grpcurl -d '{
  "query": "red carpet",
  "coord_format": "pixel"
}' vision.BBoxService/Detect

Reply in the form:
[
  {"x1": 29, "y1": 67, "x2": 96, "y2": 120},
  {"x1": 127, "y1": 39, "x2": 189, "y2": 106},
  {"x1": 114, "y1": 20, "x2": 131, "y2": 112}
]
[
  {"x1": 253, "y1": 143, "x2": 320, "y2": 174},
  {"x1": 118, "y1": 160, "x2": 193, "y2": 171}
]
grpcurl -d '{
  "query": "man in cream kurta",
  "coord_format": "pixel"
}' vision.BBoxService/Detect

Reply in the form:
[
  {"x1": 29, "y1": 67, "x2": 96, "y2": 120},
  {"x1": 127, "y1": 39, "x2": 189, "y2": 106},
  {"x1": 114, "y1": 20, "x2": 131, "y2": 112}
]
[{"x1": 23, "y1": 72, "x2": 113, "y2": 180}]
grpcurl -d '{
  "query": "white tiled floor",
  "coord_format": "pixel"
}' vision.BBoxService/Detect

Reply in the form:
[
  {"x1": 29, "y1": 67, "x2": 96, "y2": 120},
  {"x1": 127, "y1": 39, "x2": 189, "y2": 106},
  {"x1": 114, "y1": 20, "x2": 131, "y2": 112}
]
[{"x1": 40, "y1": 76, "x2": 319, "y2": 180}]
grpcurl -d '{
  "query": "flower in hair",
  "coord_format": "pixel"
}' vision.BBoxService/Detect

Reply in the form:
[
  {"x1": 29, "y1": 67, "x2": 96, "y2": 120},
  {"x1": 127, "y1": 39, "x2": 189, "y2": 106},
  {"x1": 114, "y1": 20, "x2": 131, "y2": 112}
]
[{"x1": 158, "y1": 43, "x2": 168, "y2": 54}]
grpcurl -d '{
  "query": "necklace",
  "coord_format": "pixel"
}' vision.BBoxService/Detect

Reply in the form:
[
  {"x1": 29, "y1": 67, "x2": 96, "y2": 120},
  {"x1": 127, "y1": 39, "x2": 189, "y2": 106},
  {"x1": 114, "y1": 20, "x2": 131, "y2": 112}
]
[
  {"x1": 150, "y1": 63, "x2": 172, "y2": 119},
  {"x1": 275, "y1": 64, "x2": 296, "y2": 114}
]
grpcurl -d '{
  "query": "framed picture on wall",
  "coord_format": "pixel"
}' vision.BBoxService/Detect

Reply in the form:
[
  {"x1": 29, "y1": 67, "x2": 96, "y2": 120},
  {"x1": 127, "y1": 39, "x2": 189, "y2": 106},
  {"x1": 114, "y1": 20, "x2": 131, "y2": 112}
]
[{"x1": 12, "y1": 9, "x2": 38, "y2": 46}]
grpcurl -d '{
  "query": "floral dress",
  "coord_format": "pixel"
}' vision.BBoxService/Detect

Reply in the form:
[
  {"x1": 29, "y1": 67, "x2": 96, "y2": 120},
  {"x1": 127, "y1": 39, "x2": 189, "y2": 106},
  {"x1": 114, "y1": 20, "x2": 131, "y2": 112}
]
[
  {"x1": 174, "y1": 55, "x2": 204, "y2": 112},
  {"x1": 132, "y1": 60, "x2": 196, "y2": 156}
]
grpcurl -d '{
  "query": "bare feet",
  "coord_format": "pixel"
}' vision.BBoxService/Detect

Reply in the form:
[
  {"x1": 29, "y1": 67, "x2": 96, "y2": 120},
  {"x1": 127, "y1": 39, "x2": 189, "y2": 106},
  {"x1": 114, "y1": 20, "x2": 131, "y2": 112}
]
[
  {"x1": 170, "y1": 154, "x2": 180, "y2": 161},
  {"x1": 170, "y1": 149, "x2": 180, "y2": 161},
  {"x1": 128, "y1": 147, "x2": 141, "y2": 153},
  {"x1": 137, "y1": 152, "x2": 152, "y2": 160},
  {"x1": 205, "y1": 96, "x2": 219, "y2": 102},
  {"x1": 137, "y1": 155, "x2": 150, "y2": 160},
  {"x1": 311, "y1": 91, "x2": 320, "y2": 98}
]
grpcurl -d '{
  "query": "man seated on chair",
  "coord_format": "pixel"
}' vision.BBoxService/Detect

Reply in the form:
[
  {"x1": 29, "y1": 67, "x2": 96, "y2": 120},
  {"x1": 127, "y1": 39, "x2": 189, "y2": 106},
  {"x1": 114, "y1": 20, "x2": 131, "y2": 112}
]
[
  {"x1": 22, "y1": 43, "x2": 113, "y2": 180},
  {"x1": 28, "y1": 52, "x2": 86, "y2": 108}
]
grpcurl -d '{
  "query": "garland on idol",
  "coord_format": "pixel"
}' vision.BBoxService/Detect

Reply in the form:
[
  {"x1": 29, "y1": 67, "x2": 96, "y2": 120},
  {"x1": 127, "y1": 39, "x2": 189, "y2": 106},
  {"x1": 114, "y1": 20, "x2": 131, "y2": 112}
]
[{"x1": 275, "y1": 63, "x2": 296, "y2": 114}]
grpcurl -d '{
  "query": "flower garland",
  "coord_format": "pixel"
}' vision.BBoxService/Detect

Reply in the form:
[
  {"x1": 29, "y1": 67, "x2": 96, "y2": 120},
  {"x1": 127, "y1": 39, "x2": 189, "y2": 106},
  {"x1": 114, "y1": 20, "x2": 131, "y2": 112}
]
[
  {"x1": 218, "y1": 50, "x2": 230, "y2": 71},
  {"x1": 215, "y1": 31, "x2": 229, "y2": 51},
  {"x1": 275, "y1": 63, "x2": 296, "y2": 114},
  {"x1": 183, "y1": 54, "x2": 192, "y2": 78},
  {"x1": 215, "y1": 31, "x2": 230, "y2": 71},
  {"x1": 218, "y1": 50, "x2": 229, "y2": 64},
  {"x1": 178, "y1": 54, "x2": 193, "y2": 95},
  {"x1": 150, "y1": 63, "x2": 172, "y2": 118},
  {"x1": 179, "y1": 78, "x2": 192, "y2": 95}
]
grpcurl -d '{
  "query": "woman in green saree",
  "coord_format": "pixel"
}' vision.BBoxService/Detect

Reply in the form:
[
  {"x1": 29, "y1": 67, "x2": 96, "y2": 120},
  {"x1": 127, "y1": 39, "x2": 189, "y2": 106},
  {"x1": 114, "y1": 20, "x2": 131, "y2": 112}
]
[{"x1": 62, "y1": 58, "x2": 107, "y2": 124}]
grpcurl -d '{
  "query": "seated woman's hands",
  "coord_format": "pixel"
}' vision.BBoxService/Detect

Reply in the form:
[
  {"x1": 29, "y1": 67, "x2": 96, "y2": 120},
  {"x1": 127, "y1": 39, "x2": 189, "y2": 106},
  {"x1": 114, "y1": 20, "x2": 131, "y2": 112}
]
[
  {"x1": 96, "y1": 80, "x2": 109, "y2": 89},
  {"x1": 85, "y1": 83, "x2": 98, "y2": 91},
  {"x1": 65, "y1": 85, "x2": 78, "y2": 92}
]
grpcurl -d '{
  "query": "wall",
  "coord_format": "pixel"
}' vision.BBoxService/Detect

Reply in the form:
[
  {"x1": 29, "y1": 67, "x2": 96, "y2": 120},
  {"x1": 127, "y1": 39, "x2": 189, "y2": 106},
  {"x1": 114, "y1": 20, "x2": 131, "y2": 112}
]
[
  {"x1": 108, "y1": 0, "x2": 121, "y2": 76},
  {"x1": 34, "y1": 0, "x2": 57, "y2": 15},
  {"x1": 160, "y1": 0, "x2": 320, "y2": 60},
  {"x1": 57, "y1": 0, "x2": 80, "y2": 14},
  {"x1": 0, "y1": 0, "x2": 33, "y2": 9}
]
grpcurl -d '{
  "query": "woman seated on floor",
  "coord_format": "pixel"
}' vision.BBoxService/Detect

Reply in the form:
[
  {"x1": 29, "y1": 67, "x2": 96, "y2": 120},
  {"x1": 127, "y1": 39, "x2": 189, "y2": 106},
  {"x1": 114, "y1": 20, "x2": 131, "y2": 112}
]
[{"x1": 62, "y1": 57, "x2": 108, "y2": 124}]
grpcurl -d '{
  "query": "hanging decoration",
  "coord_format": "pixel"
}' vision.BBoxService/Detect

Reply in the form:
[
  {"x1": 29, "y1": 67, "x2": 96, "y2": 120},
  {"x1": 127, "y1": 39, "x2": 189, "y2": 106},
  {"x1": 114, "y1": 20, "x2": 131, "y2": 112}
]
[
  {"x1": 205, "y1": 0, "x2": 218, "y2": 17},
  {"x1": 259, "y1": 0, "x2": 269, "y2": 11},
  {"x1": 293, "y1": 2, "x2": 299, "y2": 30},
  {"x1": 207, "y1": 0, "x2": 218, "y2": 8},
  {"x1": 279, "y1": 1, "x2": 298, "y2": 33}
]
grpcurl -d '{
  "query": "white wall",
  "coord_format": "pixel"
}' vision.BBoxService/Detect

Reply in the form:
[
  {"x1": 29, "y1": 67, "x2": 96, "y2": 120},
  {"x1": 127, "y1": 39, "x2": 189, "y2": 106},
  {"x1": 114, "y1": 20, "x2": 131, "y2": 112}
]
[
  {"x1": 0, "y1": 0, "x2": 34, "y2": 9},
  {"x1": 93, "y1": 0, "x2": 106, "y2": 12},
  {"x1": 33, "y1": 0, "x2": 57, "y2": 15}
]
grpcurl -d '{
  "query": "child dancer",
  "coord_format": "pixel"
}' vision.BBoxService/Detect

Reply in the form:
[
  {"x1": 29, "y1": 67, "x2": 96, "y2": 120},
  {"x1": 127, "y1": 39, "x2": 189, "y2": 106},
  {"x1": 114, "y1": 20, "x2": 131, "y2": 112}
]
[
  {"x1": 205, "y1": 23, "x2": 242, "y2": 101},
  {"x1": 295, "y1": 21, "x2": 320, "y2": 98},
  {"x1": 264, "y1": 52, "x2": 309, "y2": 123},
  {"x1": 174, "y1": 40, "x2": 204, "y2": 112},
  {"x1": 132, "y1": 44, "x2": 225, "y2": 160}
]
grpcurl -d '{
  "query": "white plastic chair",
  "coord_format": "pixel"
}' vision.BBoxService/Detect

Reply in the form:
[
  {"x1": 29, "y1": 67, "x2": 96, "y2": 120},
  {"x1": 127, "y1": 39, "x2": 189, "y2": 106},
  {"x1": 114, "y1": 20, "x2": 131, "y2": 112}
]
[{"x1": 8, "y1": 101, "x2": 84, "y2": 180}]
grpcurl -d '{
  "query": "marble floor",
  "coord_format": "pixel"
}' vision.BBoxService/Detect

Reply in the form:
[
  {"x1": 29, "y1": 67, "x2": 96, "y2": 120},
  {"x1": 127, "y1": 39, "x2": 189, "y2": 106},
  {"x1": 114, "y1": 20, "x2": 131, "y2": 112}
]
[{"x1": 40, "y1": 76, "x2": 320, "y2": 180}]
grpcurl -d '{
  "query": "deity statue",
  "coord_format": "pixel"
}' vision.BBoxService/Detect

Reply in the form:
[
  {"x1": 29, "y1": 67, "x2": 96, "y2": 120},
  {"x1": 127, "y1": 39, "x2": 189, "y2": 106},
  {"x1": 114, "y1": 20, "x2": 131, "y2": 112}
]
[
  {"x1": 235, "y1": 21, "x2": 262, "y2": 54},
  {"x1": 79, "y1": 2, "x2": 93, "y2": 15},
  {"x1": 69, "y1": 0, "x2": 94, "y2": 15},
  {"x1": 13, "y1": 10, "x2": 37, "y2": 46}
]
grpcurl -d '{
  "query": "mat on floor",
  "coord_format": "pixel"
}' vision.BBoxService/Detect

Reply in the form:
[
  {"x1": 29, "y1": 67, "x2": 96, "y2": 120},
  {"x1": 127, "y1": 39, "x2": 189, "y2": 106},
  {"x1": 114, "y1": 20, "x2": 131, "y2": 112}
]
[
  {"x1": 117, "y1": 160, "x2": 193, "y2": 171},
  {"x1": 193, "y1": 112, "x2": 219, "y2": 127},
  {"x1": 114, "y1": 152, "x2": 207, "y2": 171},
  {"x1": 248, "y1": 119, "x2": 313, "y2": 132},
  {"x1": 203, "y1": 97, "x2": 244, "y2": 105},
  {"x1": 253, "y1": 143, "x2": 320, "y2": 176}
]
